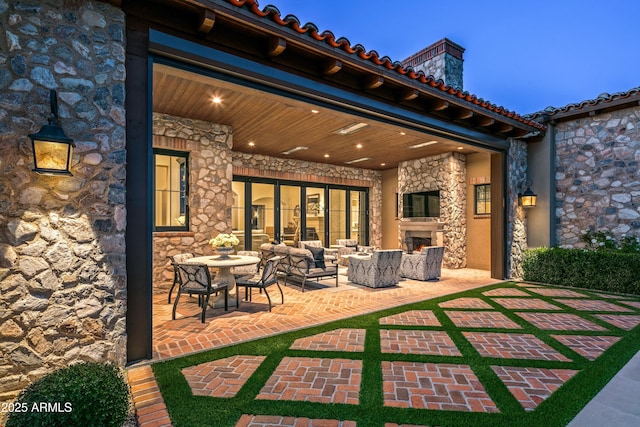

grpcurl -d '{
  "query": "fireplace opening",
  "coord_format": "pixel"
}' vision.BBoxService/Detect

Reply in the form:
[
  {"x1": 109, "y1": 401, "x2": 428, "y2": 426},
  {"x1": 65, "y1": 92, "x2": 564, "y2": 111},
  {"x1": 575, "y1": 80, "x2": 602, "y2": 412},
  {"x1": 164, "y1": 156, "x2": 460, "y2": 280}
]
[{"x1": 405, "y1": 236, "x2": 432, "y2": 253}]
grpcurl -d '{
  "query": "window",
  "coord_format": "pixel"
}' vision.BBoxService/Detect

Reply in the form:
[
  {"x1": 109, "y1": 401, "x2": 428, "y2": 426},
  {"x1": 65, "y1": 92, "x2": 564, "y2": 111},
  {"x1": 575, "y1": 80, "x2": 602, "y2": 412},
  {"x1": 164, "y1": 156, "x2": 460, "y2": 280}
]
[
  {"x1": 154, "y1": 149, "x2": 189, "y2": 230},
  {"x1": 475, "y1": 184, "x2": 491, "y2": 215}
]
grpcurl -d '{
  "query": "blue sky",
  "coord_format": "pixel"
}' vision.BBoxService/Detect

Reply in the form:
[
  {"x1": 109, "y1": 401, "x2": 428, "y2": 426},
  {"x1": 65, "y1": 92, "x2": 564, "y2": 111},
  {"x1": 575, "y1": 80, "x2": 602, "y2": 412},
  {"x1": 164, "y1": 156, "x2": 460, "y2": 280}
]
[{"x1": 262, "y1": 0, "x2": 639, "y2": 114}]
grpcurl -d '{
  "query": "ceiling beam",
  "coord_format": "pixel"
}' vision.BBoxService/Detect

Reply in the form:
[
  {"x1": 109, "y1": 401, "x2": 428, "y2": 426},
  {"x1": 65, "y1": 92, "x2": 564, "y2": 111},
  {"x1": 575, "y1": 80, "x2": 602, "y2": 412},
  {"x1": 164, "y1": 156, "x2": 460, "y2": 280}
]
[
  {"x1": 197, "y1": 10, "x2": 215, "y2": 35},
  {"x1": 363, "y1": 75, "x2": 384, "y2": 90},
  {"x1": 323, "y1": 59, "x2": 342, "y2": 76},
  {"x1": 496, "y1": 123, "x2": 513, "y2": 133},
  {"x1": 267, "y1": 36, "x2": 286, "y2": 57},
  {"x1": 456, "y1": 109, "x2": 474, "y2": 120},
  {"x1": 427, "y1": 99, "x2": 449, "y2": 112},
  {"x1": 477, "y1": 117, "x2": 495, "y2": 127}
]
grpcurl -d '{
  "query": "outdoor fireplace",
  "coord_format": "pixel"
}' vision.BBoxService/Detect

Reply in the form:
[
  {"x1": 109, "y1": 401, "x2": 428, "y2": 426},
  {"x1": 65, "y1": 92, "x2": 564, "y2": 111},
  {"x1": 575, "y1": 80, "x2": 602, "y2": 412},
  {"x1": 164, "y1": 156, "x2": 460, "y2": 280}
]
[{"x1": 405, "y1": 236, "x2": 432, "y2": 253}]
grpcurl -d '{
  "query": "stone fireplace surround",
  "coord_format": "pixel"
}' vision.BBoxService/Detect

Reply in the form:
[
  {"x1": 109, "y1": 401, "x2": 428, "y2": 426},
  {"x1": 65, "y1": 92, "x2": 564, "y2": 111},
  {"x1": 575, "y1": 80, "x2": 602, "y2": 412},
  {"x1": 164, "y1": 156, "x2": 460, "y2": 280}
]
[{"x1": 399, "y1": 220, "x2": 445, "y2": 252}]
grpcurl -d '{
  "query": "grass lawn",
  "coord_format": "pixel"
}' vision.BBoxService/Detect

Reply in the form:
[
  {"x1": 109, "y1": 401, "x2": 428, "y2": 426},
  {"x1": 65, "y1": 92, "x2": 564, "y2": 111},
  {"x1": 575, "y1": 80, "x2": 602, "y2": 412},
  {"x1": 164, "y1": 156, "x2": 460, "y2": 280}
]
[{"x1": 152, "y1": 282, "x2": 640, "y2": 426}]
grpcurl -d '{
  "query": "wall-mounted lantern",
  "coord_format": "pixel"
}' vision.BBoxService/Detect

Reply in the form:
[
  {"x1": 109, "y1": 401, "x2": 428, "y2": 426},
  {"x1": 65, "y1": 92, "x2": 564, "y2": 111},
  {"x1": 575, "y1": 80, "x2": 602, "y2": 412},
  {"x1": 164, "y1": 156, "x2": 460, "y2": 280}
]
[
  {"x1": 518, "y1": 179, "x2": 537, "y2": 208},
  {"x1": 28, "y1": 90, "x2": 75, "y2": 176}
]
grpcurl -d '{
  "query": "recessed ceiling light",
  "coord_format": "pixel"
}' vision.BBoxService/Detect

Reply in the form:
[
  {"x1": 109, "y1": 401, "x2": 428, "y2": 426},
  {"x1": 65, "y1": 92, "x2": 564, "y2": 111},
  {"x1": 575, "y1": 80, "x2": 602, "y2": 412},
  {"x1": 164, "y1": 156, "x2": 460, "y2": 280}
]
[
  {"x1": 212, "y1": 96, "x2": 222, "y2": 104},
  {"x1": 381, "y1": 163, "x2": 386, "y2": 166},
  {"x1": 281, "y1": 146, "x2": 309, "y2": 155},
  {"x1": 334, "y1": 122, "x2": 369, "y2": 135},
  {"x1": 324, "y1": 154, "x2": 330, "y2": 158},
  {"x1": 248, "y1": 141, "x2": 255, "y2": 147},
  {"x1": 399, "y1": 132, "x2": 406, "y2": 136},
  {"x1": 345, "y1": 157, "x2": 372, "y2": 164},
  {"x1": 356, "y1": 143, "x2": 363, "y2": 149},
  {"x1": 457, "y1": 146, "x2": 464, "y2": 150},
  {"x1": 408, "y1": 141, "x2": 438, "y2": 149},
  {"x1": 311, "y1": 109, "x2": 319, "y2": 114}
]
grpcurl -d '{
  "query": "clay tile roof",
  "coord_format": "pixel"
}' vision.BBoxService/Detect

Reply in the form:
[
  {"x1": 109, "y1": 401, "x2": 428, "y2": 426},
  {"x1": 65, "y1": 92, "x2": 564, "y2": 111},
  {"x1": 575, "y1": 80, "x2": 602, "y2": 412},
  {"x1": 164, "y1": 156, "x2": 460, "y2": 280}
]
[
  {"x1": 527, "y1": 86, "x2": 640, "y2": 121},
  {"x1": 226, "y1": 0, "x2": 545, "y2": 132}
]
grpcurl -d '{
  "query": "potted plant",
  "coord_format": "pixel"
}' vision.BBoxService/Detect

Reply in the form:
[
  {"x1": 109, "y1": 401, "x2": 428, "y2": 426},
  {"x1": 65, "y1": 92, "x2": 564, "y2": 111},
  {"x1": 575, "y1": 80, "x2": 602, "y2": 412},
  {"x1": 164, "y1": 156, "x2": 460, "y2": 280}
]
[{"x1": 209, "y1": 233, "x2": 240, "y2": 259}]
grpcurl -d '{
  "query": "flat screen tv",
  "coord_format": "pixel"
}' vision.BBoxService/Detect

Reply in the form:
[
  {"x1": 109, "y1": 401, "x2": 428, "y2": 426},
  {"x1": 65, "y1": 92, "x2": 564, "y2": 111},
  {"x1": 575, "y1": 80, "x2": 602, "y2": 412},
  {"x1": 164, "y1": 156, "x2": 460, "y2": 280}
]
[{"x1": 402, "y1": 190, "x2": 440, "y2": 218}]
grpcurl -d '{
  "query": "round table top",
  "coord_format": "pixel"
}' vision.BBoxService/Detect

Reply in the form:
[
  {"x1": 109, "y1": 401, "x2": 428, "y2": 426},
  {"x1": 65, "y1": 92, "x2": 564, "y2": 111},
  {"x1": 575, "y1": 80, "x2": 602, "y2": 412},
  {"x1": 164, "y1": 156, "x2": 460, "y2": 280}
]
[{"x1": 185, "y1": 255, "x2": 261, "y2": 268}]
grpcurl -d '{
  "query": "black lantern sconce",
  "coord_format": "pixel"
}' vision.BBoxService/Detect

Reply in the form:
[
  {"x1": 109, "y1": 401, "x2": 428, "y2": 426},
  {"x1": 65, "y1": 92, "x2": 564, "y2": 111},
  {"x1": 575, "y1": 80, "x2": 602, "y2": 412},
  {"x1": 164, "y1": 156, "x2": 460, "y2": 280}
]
[
  {"x1": 518, "y1": 179, "x2": 537, "y2": 208},
  {"x1": 28, "y1": 89, "x2": 75, "y2": 176}
]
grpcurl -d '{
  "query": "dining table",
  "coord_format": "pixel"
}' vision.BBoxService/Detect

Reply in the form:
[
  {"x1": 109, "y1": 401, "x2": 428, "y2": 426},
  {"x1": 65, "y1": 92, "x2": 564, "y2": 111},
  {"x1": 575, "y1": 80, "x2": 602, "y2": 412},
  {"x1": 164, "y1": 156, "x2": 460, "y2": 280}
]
[{"x1": 185, "y1": 254, "x2": 261, "y2": 308}]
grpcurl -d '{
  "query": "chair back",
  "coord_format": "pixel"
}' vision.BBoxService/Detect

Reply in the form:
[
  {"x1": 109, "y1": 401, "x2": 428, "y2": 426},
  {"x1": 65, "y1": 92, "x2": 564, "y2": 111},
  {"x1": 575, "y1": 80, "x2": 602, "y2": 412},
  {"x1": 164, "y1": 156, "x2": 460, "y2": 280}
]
[
  {"x1": 298, "y1": 240, "x2": 323, "y2": 249},
  {"x1": 261, "y1": 256, "x2": 282, "y2": 286},
  {"x1": 175, "y1": 263, "x2": 211, "y2": 293},
  {"x1": 169, "y1": 253, "x2": 194, "y2": 264}
]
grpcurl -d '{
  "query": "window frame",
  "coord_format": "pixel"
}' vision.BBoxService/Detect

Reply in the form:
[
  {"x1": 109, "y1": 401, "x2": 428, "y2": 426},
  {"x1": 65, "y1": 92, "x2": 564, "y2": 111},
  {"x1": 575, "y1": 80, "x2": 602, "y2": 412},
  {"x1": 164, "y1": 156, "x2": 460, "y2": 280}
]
[
  {"x1": 153, "y1": 148, "x2": 189, "y2": 232},
  {"x1": 474, "y1": 183, "x2": 491, "y2": 216}
]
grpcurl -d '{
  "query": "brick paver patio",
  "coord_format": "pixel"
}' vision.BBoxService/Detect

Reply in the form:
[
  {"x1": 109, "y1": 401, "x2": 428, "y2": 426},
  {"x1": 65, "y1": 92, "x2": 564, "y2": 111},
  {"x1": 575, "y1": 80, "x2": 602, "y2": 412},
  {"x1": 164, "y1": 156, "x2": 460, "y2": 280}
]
[
  {"x1": 445, "y1": 310, "x2": 522, "y2": 329},
  {"x1": 491, "y1": 366, "x2": 579, "y2": 411},
  {"x1": 382, "y1": 361, "x2": 499, "y2": 412},
  {"x1": 127, "y1": 273, "x2": 640, "y2": 427},
  {"x1": 380, "y1": 330, "x2": 461, "y2": 356},
  {"x1": 462, "y1": 332, "x2": 571, "y2": 361},
  {"x1": 256, "y1": 357, "x2": 362, "y2": 404}
]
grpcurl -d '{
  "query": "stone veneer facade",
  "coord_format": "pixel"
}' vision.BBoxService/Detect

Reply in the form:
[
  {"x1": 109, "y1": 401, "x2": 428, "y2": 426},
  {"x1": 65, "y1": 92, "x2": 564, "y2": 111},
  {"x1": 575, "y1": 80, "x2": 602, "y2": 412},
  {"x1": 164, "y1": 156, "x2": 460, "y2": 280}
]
[
  {"x1": 398, "y1": 153, "x2": 467, "y2": 269},
  {"x1": 507, "y1": 139, "x2": 528, "y2": 279},
  {"x1": 0, "y1": 1, "x2": 126, "y2": 400},
  {"x1": 402, "y1": 38, "x2": 465, "y2": 91},
  {"x1": 555, "y1": 106, "x2": 640, "y2": 246},
  {"x1": 152, "y1": 114, "x2": 234, "y2": 292},
  {"x1": 151, "y1": 114, "x2": 383, "y2": 292}
]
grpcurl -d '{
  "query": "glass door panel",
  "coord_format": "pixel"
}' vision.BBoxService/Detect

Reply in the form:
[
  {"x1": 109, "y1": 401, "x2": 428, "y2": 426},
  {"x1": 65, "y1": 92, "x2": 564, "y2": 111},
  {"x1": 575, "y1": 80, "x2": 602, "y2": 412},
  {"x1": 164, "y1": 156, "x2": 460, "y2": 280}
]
[
  {"x1": 305, "y1": 188, "x2": 324, "y2": 242},
  {"x1": 351, "y1": 190, "x2": 367, "y2": 244},
  {"x1": 251, "y1": 183, "x2": 275, "y2": 251},
  {"x1": 280, "y1": 185, "x2": 300, "y2": 247},
  {"x1": 329, "y1": 189, "x2": 346, "y2": 245},
  {"x1": 231, "y1": 181, "x2": 245, "y2": 251}
]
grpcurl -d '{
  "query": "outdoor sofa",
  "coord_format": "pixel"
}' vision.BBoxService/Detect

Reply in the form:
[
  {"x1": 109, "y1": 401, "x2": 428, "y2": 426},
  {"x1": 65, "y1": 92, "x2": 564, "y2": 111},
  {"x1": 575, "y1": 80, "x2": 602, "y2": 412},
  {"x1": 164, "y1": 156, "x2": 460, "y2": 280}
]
[{"x1": 259, "y1": 243, "x2": 338, "y2": 292}]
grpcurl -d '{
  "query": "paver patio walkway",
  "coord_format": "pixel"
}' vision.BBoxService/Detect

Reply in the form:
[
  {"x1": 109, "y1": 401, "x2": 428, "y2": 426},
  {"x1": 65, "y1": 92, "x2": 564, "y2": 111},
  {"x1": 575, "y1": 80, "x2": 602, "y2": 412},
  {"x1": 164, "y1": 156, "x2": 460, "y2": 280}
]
[{"x1": 126, "y1": 268, "x2": 640, "y2": 426}]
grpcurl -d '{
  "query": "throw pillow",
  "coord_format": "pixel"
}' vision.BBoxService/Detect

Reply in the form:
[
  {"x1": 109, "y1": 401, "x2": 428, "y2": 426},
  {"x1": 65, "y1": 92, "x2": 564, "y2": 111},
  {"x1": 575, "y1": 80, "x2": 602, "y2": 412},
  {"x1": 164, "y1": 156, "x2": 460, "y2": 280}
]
[{"x1": 305, "y1": 244, "x2": 326, "y2": 269}]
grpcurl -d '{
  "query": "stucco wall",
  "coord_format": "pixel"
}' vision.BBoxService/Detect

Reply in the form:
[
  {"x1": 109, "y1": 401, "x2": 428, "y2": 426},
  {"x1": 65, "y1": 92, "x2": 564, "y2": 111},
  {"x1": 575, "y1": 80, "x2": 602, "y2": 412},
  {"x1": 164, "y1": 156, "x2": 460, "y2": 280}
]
[
  {"x1": 466, "y1": 153, "x2": 491, "y2": 270},
  {"x1": 0, "y1": 0, "x2": 126, "y2": 400},
  {"x1": 554, "y1": 107, "x2": 640, "y2": 246}
]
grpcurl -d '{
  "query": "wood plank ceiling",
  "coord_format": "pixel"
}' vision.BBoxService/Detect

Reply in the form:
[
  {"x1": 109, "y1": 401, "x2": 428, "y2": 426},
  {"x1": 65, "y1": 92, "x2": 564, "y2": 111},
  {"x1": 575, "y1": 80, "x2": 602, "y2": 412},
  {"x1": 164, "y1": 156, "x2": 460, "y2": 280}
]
[{"x1": 153, "y1": 64, "x2": 491, "y2": 170}]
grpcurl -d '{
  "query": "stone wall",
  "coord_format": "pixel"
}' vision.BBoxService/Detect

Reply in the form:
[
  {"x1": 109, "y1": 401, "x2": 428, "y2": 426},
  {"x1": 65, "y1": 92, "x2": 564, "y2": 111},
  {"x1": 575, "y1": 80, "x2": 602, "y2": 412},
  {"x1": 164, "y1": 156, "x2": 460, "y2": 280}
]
[
  {"x1": 0, "y1": 0, "x2": 126, "y2": 400},
  {"x1": 398, "y1": 152, "x2": 467, "y2": 268},
  {"x1": 233, "y1": 154, "x2": 383, "y2": 247},
  {"x1": 152, "y1": 114, "x2": 233, "y2": 292},
  {"x1": 555, "y1": 107, "x2": 640, "y2": 246},
  {"x1": 507, "y1": 139, "x2": 528, "y2": 279},
  {"x1": 402, "y1": 38, "x2": 465, "y2": 91}
]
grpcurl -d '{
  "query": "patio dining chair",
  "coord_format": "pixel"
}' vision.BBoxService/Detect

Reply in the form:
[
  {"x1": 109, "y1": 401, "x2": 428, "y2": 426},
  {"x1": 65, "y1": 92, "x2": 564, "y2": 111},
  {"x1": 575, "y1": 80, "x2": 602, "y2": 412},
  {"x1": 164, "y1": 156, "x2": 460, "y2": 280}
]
[
  {"x1": 235, "y1": 256, "x2": 283, "y2": 312},
  {"x1": 172, "y1": 263, "x2": 230, "y2": 323},
  {"x1": 167, "y1": 253, "x2": 194, "y2": 303}
]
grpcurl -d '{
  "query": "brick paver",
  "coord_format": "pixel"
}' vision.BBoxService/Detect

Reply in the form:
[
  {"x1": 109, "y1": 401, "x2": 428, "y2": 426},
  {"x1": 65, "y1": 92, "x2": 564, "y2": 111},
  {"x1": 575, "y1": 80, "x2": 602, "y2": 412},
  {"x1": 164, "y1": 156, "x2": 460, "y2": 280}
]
[
  {"x1": 491, "y1": 298, "x2": 562, "y2": 310},
  {"x1": 554, "y1": 299, "x2": 633, "y2": 312},
  {"x1": 290, "y1": 328, "x2": 366, "y2": 352},
  {"x1": 445, "y1": 310, "x2": 522, "y2": 329},
  {"x1": 257, "y1": 357, "x2": 362, "y2": 404},
  {"x1": 439, "y1": 298, "x2": 493, "y2": 309},
  {"x1": 181, "y1": 355, "x2": 266, "y2": 398},
  {"x1": 551, "y1": 335, "x2": 621, "y2": 361},
  {"x1": 463, "y1": 332, "x2": 571, "y2": 361},
  {"x1": 379, "y1": 310, "x2": 441, "y2": 326},
  {"x1": 380, "y1": 330, "x2": 462, "y2": 356},
  {"x1": 382, "y1": 361, "x2": 498, "y2": 412},
  {"x1": 595, "y1": 314, "x2": 640, "y2": 331},
  {"x1": 235, "y1": 415, "x2": 356, "y2": 427},
  {"x1": 127, "y1": 366, "x2": 173, "y2": 427},
  {"x1": 482, "y1": 288, "x2": 531, "y2": 297},
  {"x1": 618, "y1": 300, "x2": 640, "y2": 309},
  {"x1": 527, "y1": 288, "x2": 588, "y2": 298},
  {"x1": 492, "y1": 366, "x2": 579, "y2": 411},
  {"x1": 516, "y1": 312, "x2": 608, "y2": 331}
]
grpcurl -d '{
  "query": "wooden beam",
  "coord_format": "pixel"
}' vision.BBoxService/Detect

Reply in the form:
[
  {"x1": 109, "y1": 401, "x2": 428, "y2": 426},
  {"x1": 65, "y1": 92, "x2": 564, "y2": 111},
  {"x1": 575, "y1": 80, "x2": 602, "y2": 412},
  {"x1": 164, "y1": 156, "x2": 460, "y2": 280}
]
[
  {"x1": 198, "y1": 10, "x2": 215, "y2": 35},
  {"x1": 477, "y1": 116, "x2": 494, "y2": 127},
  {"x1": 428, "y1": 99, "x2": 449, "y2": 112},
  {"x1": 496, "y1": 123, "x2": 513, "y2": 133},
  {"x1": 398, "y1": 88, "x2": 419, "y2": 102},
  {"x1": 363, "y1": 75, "x2": 384, "y2": 90},
  {"x1": 323, "y1": 59, "x2": 342, "y2": 76},
  {"x1": 456, "y1": 109, "x2": 474, "y2": 120},
  {"x1": 267, "y1": 36, "x2": 286, "y2": 57}
]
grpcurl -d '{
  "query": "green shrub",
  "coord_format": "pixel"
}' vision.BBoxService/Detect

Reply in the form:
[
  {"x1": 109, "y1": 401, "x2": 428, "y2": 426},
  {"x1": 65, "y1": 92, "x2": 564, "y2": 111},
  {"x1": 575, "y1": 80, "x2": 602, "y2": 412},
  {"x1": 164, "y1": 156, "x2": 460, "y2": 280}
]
[
  {"x1": 523, "y1": 247, "x2": 640, "y2": 295},
  {"x1": 6, "y1": 362, "x2": 129, "y2": 427}
]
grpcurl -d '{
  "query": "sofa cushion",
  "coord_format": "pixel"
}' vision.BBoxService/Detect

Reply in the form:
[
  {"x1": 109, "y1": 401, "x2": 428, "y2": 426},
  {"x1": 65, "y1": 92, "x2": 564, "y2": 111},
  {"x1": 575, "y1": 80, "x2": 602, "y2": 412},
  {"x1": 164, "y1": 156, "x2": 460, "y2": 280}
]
[{"x1": 305, "y1": 245, "x2": 326, "y2": 269}]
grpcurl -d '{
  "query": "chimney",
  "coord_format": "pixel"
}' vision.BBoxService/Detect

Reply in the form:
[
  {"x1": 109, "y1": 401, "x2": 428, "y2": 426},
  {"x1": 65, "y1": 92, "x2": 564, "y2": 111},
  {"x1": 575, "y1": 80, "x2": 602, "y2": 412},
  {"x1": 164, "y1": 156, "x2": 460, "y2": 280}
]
[{"x1": 402, "y1": 38, "x2": 465, "y2": 91}]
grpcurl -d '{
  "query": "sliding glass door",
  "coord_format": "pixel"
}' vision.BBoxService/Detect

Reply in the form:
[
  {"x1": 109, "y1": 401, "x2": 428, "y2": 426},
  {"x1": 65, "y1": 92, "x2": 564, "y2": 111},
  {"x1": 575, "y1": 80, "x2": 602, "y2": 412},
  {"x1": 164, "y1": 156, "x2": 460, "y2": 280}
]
[{"x1": 233, "y1": 177, "x2": 368, "y2": 250}]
